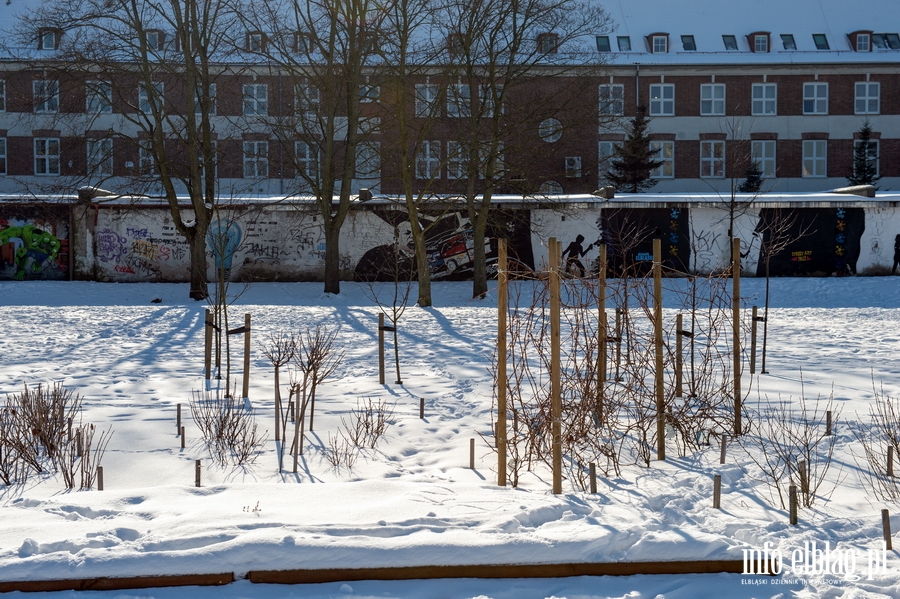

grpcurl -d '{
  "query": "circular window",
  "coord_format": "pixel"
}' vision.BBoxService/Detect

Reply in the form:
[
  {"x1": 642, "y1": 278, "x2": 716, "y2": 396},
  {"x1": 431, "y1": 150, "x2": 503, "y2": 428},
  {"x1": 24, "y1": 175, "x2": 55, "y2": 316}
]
[
  {"x1": 540, "y1": 180, "x2": 564, "y2": 195},
  {"x1": 538, "y1": 118, "x2": 563, "y2": 143}
]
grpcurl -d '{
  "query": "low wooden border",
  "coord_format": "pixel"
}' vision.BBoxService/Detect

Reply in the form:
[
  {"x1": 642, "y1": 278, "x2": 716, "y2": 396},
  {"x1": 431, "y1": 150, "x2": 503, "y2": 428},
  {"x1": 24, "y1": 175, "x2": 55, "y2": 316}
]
[
  {"x1": 0, "y1": 572, "x2": 234, "y2": 593},
  {"x1": 248, "y1": 560, "x2": 749, "y2": 584}
]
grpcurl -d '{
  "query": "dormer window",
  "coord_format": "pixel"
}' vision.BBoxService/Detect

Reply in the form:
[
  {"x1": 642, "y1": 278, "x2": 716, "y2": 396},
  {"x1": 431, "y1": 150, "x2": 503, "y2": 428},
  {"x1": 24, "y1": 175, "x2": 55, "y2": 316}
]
[
  {"x1": 681, "y1": 35, "x2": 696, "y2": 51},
  {"x1": 38, "y1": 28, "x2": 60, "y2": 51},
  {"x1": 538, "y1": 33, "x2": 558, "y2": 54},
  {"x1": 247, "y1": 31, "x2": 266, "y2": 52},
  {"x1": 780, "y1": 34, "x2": 797, "y2": 50},
  {"x1": 813, "y1": 34, "x2": 829, "y2": 50},
  {"x1": 873, "y1": 33, "x2": 900, "y2": 49},
  {"x1": 750, "y1": 33, "x2": 769, "y2": 53},
  {"x1": 722, "y1": 35, "x2": 738, "y2": 50},
  {"x1": 595, "y1": 36, "x2": 611, "y2": 52},
  {"x1": 650, "y1": 34, "x2": 668, "y2": 53},
  {"x1": 145, "y1": 30, "x2": 164, "y2": 51},
  {"x1": 851, "y1": 32, "x2": 872, "y2": 52},
  {"x1": 447, "y1": 33, "x2": 465, "y2": 56},
  {"x1": 617, "y1": 36, "x2": 632, "y2": 51},
  {"x1": 294, "y1": 32, "x2": 311, "y2": 53}
]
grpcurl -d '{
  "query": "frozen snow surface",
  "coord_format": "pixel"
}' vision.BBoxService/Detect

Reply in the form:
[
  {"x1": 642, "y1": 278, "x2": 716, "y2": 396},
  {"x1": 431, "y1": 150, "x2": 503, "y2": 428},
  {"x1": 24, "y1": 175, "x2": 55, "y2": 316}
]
[{"x1": 3, "y1": 278, "x2": 900, "y2": 598}]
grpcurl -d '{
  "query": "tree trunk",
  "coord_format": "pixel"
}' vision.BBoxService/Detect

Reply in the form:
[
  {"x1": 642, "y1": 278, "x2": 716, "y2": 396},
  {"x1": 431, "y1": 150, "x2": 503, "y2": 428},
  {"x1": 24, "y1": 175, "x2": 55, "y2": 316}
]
[
  {"x1": 470, "y1": 204, "x2": 490, "y2": 299},
  {"x1": 407, "y1": 211, "x2": 432, "y2": 307},
  {"x1": 323, "y1": 219, "x2": 342, "y2": 294},
  {"x1": 188, "y1": 230, "x2": 209, "y2": 300}
]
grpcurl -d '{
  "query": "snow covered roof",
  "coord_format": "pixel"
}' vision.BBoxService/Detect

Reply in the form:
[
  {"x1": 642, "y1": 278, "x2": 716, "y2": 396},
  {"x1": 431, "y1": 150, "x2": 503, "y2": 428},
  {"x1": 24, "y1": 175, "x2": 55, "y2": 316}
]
[{"x1": 1, "y1": 0, "x2": 898, "y2": 66}]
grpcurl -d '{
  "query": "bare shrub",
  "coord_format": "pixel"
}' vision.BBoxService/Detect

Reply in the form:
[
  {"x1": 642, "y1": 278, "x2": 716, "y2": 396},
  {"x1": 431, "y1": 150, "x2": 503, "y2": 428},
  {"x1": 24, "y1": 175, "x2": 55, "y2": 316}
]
[
  {"x1": 324, "y1": 431, "x2": 359, "y2": 471},
  {"x1": 190, "y1": 388, "x2": 267, "y2": 467},
  {"x1": 55, "y1": 422, "x2": 113, "y2": 490},
  {"x1": 852, "y1": 382, "x2": 900, "y2": 502},
  {"x1": 340, "y1": 398, "x2": 394, "y2": 449},
  {"x1": 741, "y1": 388, "x2": 839, "y2": 509}
]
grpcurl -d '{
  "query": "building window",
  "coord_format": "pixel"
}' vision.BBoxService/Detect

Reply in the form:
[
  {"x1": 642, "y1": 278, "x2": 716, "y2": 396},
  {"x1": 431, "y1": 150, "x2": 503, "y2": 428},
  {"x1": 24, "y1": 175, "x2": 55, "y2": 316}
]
[
  {"x1": 87, "y1": 138, "x2": 113, "y2": 178},
  {"x1": 447, "y1": 141, "x2": 468, "y2": 180},
  {"x1": 617, "y1": 36, "x2": 631, "y2": 51},
  {"x1": 138, "y1": 81, "x2": 164, "y2": 114},
  {"x1": 854, "y1": 139, "x2": 879, "y2": 177},
  {"x1": 139, "y1": 141, "x2": 155, "y2": 174},
  {"x1": 415, "y1": 140, "x2": 440, "y2": 179},
  {"x1": 538, "y1": 118, "x2": 563, "y2": 143},
  {"x1": 359, "y1": 83, "x2": 380, "y2": 103},
  {"x1": 195, "y1": 83, "x2": 216, "y2": 116},
  {"x1": 780, "y1": 34, "x2": 797, "y2": 50},
  {"x1": 595, "y1": 36, "x2": 611, "y2": 52},
  {"x1": 802, "y1": 140, "x2": 827, "y2": 177},
  {"x1": 754, "y1": 35, "x2": 768, "y2": 53},
  {"x1": 598, "y1": 84, "x2": 624, "y2": 116},
  {"x1": 294, "y1": 141, "x2": 317, "y2": 179},
  {"x1": 652, "y1": 35, "x2": 667, "y2": 53},
  {"x1": 34, "y1": 138, "x2": 60, "y2": 176},
  {"x1": 681, "y1": 35, "x2": 696, "y2": 51},
  {"x1": 873, "y1": 33, "x2": 900, "y2": 49},
  {"x1": 700, "y1": 84, "x2": 725, "y2": 116},
  {"x1": 243, "y1": 141, "x2": 268, "y2": 178},
  {"x1": 751, "y1": 83, "x2": 777, "y2": 115},
  {"x1": 247, "y1": 32, "x2": 265, "y2": 52},
  {"x1": 538, "y1": 33, "x2": 558, "y2": 54},
  {"x1": 144, "y1": 30, "x2": 163, "y2": 51},
  {"x1": 414, "y1": 83, "x2": 438, "y2": 118},
  {"x1": 700, "y1": 140, "x2": 725, "y2": 178},
  {"x1": 722, "y1": 35, "x2": 738, "y2": 50},
  {"x1": 38, "y1": 29, "x2": 59, "y2": 51},
  {"x1": 855, "y1": 82, "x2": 880, "y2": 114},
  {"x1": 447, "y1": 84, "x2": 471, "y2": 118},
  {"x1": 243, "y1": 83, "x2": 268, "y2": 116},
  {"x1": 355, "y1": 142, "x2": 380, "y2": 179},
  {"x1": 479, "y1": 85, "x2": 503, "y2": 117},
  {"x1": 0, "y1": 138, "x2": 6, "y2": 175},
  {"x1": 857, "y1": 33, "x2": 871, "y2": 52},
  {"x1": 649, "y1": 83, "x2": 674, "y2": 116},
  {"x1": 649, "y1": 141, "x2": 674, "y2": 178},
  {"x1": 751, "y1": 140, "x2": 776, "y2": 178},
  {"x1": 598, "y1": 141, "x2": 620, "y2": 172},
  {"x1": 294, "y1": 32, "x2": 311, "y2": 53},
  {"x1": 803, "y1": 82, "x2": 828, "y2": 114},
  {"x1": 86, "y1": 80, "x2": 112, "y2": 114},
  {"x1": 813, "y1": 34, "x2": 829, "y2": 50},
  {"x1": 0, "y1": 80, "x2": 5, "y2": 111},
  {"x1": 295, "y1": 84, "x2": 319, "y2": 117},
  {"x1": 33, "y1": 80, "x2": 59, "y2": 113}
]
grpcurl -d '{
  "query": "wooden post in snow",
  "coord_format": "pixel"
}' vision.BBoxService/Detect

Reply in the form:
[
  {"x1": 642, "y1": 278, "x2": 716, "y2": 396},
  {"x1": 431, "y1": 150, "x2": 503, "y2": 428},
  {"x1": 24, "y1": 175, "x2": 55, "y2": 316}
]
[
  {"x1": 242, "y1": 313, "x2": 251, "y2": 402},
  {"x1": 653, "y1": 239, "x2": 665, "y2": 461},
  {"x1": 378, "y1": 313, "x2": 386, "y2": 385},
  {"x1": 732, "y1": 238, "x2": 742, "y2": 436},
  {"x1": 597, "y1": 244, "x2": 607, "y2": 421},
  {"x1": 204, "y1": 308, "x2": 212, "y2": 382},
  {"x1": 883, "y1": 510, "x2": 893, "y2": 550},
  {"x1": 675, "y1": 313, "x2": 683, "y2": 398},
  {"x1": 549, "y1": 238, "x2": 563, "y2": 495},
  {"x1": 195, "y1": 460, "x2": 201, "y2": 487},
  {"x1": 497, "y1": 238, "x2": 508, "y2": 487}
]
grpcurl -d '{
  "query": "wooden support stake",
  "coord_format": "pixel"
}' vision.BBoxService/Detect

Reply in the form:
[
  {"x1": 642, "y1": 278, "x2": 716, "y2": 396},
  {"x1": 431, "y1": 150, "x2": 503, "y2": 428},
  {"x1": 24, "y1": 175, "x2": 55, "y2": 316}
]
[
  {"x1": 204, "y1": 308, "x2": 212, "y2": 381},
  {"x1": 799, "y1": 459, "x2": 808, "y2": 503},
  {"x1": 713, "y1": 474, "x2": 721, "y2": 509},
  {"x1": 67, "y1": 417, "x2": 72, "y2": 442},
  {"x1": 732, "y1": 238, "x2": 742, "y2": 437},
  {"x1": 97, "y1": 466, "x2": 104, "y2": 491},
  {"x1": 883, "y1": 509, "x2": 893, "y2": 551},
  {"x1": 653, "y1": 239, "x2": 665, "y2": 461},
  {"x1": 720, "y1": 435, "x2": 727, "y2": 465},
  {"x1": 497, "y1": 238, "x2": 508, "y2": 487},
  {"x1": 195, "y1": 460, "x2": 201, "y2": 487},
  {"x1": 242, "y1": 313, "x2": 251, "y2": 401},
  {"x1": 176, "y1": 403, "x2": 181, "y2": 432},
  {"x1": 180, "y1": 426, "x2": 185, "y2": 449},
  {"x1": 549, "y1": 238, "x2": 563, "y2": 494},
  {"x1": 889, "y1": 446, "x2": 894, "y2": 477},
  {"x1": 419, "y1": 397, "x2": 425, "y2": 419},
  {"x1": 378, "y1": 313, "x2": 386, "y2": 385},
  {"x1": 288, "y1": 400, "x2": 295, "y2": 422},
  {"x1": 789, "y1": 484, "x2": 798, "y2": 526},
  {"x1": 614, "y1": 307, "x2": 623, "y2": 379},
  {"x1": 589, "y1": 463, "x2": 597, "y2": 494},
  {"x1": 750, "y1": 306, "x2": 758, "y2": 375},
  {"x1": 675, "y1": 313, "x2": 683, "y2": 398},
  {"x1": 826, "y1": 410, "x2": 832, "y2": 436},
  {"x1": 597, "y1": 244, "x2": 607, "y2": 410},
  {"x1": 76, "y1": 430, "x2": 83, "y2": 458},
  {"x1": 469, "y1": 438, "x2": 475, "y2": 470}
]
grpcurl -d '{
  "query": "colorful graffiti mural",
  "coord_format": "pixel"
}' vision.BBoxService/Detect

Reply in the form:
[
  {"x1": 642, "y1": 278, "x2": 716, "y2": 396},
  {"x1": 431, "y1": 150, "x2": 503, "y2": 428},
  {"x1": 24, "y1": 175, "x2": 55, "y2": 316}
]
[{"x1": 0, "y1": 212, "x2": 68, "y2": 281}]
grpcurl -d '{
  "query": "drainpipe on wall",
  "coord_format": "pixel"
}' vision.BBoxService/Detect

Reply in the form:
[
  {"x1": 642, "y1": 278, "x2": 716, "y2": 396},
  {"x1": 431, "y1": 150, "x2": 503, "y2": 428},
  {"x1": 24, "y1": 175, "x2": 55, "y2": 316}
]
[{"x1": 634, "y1": 63, "x2": 640, "y2": 109}]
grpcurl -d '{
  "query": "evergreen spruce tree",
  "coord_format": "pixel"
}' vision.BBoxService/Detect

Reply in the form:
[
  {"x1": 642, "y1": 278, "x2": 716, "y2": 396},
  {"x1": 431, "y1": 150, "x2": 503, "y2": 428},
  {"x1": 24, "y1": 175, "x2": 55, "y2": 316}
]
[
  {"x1": 606, "y1": 106, "x2": 664, "y2": 193},
  {"x1": 847, "y1": 120, "x2": 881, "y2": 187},
  {"x1": 738, "y1": 161, "x2": 763, "y2": 193}
]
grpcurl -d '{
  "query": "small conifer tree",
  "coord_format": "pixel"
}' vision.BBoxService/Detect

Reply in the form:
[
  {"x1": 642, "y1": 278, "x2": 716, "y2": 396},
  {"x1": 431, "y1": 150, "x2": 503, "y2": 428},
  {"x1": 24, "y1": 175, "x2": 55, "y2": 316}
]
[
  {"x1": 606, "y1": 106, "x2": 664, "y2": 193},
  {"x1": 847, "y1": 120, "x2": 881, "y2": 187},
  {"x1": 738, "y1": 161, "x2": 764, "y2": 193}
]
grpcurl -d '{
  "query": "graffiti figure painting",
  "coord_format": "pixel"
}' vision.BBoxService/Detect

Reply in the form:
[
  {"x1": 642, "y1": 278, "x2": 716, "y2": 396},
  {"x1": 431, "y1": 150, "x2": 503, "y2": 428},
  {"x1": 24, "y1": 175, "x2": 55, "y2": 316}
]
[{"x1": 0, "y1": 222, "x2": 63, "y2": 280}]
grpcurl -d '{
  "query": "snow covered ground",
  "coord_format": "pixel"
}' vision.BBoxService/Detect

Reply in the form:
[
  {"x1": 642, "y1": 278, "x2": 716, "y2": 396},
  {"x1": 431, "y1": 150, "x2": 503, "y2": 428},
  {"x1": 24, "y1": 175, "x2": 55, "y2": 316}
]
[{"x1": 2, "y1": 277, "x2": 900, "y2": 599}]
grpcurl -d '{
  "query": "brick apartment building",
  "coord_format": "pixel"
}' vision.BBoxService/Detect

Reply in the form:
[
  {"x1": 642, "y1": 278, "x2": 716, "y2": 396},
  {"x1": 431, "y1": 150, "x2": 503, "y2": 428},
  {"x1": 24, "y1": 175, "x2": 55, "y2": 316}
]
[{"x1": 0, "y1": 0, "x2": 897, "y2": 198}]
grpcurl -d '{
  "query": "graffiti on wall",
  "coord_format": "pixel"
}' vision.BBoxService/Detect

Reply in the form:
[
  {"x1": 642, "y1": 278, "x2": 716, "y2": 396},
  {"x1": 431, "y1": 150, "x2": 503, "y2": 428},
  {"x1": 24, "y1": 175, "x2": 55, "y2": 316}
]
[
  {"x1": 595, "y1": 208, "x2": 691, "y2": 276},
  {"x1": 0, "y1": 214, "x2": 68, "y2": 280}
]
